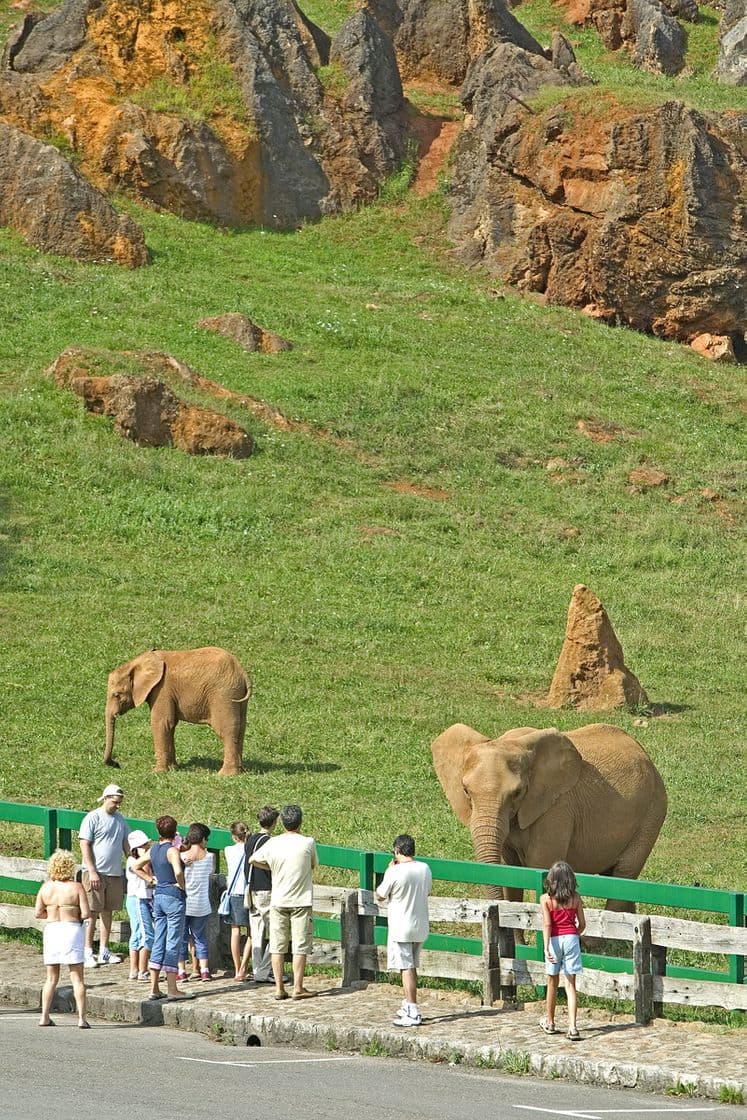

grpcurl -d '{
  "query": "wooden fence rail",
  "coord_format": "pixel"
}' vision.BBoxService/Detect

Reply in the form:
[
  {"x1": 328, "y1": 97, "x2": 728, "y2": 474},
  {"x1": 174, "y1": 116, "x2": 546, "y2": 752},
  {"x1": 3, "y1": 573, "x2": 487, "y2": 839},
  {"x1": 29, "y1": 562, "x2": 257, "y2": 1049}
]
[
  {"x1": 311, "y1": 886, "x2": 747, "y2": 1021},
  {"x1": 2, "y1": 862, "x2": 745, "y2": 1019},
  {"x1": 1, "y1": 794, "x2": 745, "y2": 1019}
]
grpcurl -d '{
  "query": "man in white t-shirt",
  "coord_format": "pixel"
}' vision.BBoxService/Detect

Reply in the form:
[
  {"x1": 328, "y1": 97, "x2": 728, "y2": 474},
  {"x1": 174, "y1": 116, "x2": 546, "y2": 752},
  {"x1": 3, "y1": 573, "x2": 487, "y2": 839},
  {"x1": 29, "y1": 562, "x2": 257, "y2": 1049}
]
[
  {"x1": 249, "y1": 803, "x2": 317, "y2": 1001},
  {"x1": 375, "y1": 834, "x2": 432, "y2": 1027}
]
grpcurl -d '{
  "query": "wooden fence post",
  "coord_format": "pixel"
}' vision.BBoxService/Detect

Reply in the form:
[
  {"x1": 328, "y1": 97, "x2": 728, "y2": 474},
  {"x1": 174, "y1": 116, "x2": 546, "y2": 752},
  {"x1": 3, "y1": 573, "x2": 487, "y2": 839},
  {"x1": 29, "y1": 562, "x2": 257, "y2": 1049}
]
[
  {"x1": 482, "y1": 903, "x2": 501, "y2": 1006},
  {"x1": 340, "y1": 888, "x2": 361, "y2": 987},
  {"x1": 652, "y1": 942, "x2": 667, "y2": 1019},
  {"x1": 482, "y1": 903, "x2": 516, "y2": 1005},
  {"x1": 360, "y1": 897, "x2": 376, "y2": 981},
  {"x1": 632, "y1": 916, "x2": 653, "y2": 1025}
]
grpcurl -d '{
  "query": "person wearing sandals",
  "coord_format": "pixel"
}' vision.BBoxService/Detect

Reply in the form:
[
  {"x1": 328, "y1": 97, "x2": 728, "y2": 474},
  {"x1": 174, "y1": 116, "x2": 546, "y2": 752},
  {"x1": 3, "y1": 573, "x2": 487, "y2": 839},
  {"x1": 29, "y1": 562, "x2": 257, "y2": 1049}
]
[
  {"x1": 539, "y1": 860, "x2": 586, "y2": 1041},
  {"x1": 238, "y1": 805, "x2": 279, "y2": 983},
  {"x1": 224, "y1": 821, "x2": 251, "y2": 980},
  {"x1": 248, "y1": 804, "x2": 317, "y2": 1001},
  {"x1": 148, "y1": 815, "x2": 192, "y2": 1001},
  {"x1": 179, "y1": 822, "x2": 214, "y2": 981},
  {"x1": 35, "y1": 849, "x2": 91, "y2": 1028},
  {"x1": 125, "y1": 830, "x2": 155, "y2": 981}
]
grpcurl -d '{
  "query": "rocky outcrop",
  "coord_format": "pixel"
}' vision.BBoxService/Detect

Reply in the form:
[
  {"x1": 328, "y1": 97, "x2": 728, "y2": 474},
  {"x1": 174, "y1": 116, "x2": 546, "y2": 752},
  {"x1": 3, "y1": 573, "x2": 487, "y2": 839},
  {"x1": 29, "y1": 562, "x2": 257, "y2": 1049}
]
[
  {"x1": 448, "y1": 50, "x2": 747, "y2": 347},
  {"x1": 715, "y1": 0, "x2": 747, "y2": 84},
  {"x1": 0, "y1": 121, "x2": 148, "y2": 266},
  {"x1": 0, "y1": 0, "x2": 409, "y2": 227},
  {"x1": 198, "y1": 313, "x2": 292, "y2": 353},
  {"x1": 51, "y1": 348, "x2": 253, "y2": 457},
  {"x1": 552, "y1": 0, "x2": 689, "y2": 74},
  {"x1": 365, "y1": 0, "x2": 546, "y2": 84},
  {"x1": 329, "y1": 10, "x2": 407, "y2": 181},
  {"x1": 547, "y1": 585, "x2": 649, "y2": 710},
  {"x1": 627, "y1": 0, "x2": 686, "y2": 74},
  {"x1": 550, "y1": 32, "x2": 588, "y2": 81}
]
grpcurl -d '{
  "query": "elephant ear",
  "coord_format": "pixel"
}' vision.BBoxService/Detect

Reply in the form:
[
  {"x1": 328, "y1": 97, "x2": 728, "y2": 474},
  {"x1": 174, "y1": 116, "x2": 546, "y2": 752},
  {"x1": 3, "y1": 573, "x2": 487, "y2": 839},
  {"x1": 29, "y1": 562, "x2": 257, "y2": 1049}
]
[
  {"x1": 513, "y1": 728, "x2": 583, "y2": 831},
  {"x1": 431, "y1": 723, "x2": 489, "y2": 827},
  {"x1": 131, "y1": 652, "x2": 166, "y2": 707}
]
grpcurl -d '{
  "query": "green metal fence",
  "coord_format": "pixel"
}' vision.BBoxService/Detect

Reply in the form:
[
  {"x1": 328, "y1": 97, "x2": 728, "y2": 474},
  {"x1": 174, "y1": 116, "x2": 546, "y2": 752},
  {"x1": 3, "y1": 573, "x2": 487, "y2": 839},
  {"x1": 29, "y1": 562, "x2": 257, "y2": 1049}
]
[{"x1": 1, "y1": 800, "x2": 744, "y2": 987}]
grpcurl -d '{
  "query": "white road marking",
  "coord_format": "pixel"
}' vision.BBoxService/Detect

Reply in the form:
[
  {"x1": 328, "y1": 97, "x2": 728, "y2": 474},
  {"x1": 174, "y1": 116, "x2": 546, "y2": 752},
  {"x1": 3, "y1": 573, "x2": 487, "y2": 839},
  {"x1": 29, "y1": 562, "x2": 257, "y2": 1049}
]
[
  {"x1": 0, "y1": 1014, "x2": 39, "y2": 1020},
  {"x1": 514, "y1": 1108, "x2": 720, "y2": 1119},
  {"x1": 177, "y1": 1055, "x2": 359, "y2": 1067}
]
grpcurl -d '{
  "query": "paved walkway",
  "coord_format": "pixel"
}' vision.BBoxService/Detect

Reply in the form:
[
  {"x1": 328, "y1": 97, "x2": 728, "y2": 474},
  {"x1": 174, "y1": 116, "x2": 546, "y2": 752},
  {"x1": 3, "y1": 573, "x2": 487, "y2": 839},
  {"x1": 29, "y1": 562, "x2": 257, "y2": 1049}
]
[{"x1": 1, "y1": 941, "x2": 745, "y2": 1100}]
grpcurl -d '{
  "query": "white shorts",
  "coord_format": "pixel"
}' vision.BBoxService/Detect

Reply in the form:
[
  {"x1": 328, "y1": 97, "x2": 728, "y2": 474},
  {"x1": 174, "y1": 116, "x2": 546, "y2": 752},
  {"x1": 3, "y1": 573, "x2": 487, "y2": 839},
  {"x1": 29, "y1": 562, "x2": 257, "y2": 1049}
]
[
  {"x1": 43, "y1": 921, "x2": 85, "y2": 965},
  {"x1": 545, "y1": 934, "x2": 582, "y2": 976},
  {"x1": 387, "y1": 941, "x2": 422, "y2": 970}
]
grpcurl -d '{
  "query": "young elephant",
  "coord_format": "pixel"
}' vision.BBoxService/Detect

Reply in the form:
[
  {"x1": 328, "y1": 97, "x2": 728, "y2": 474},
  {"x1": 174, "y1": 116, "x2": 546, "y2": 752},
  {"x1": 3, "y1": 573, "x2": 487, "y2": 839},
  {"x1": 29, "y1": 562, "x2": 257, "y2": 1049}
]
[{"x1": 104, "y1": 647, "x2": 251, "y2": 776}]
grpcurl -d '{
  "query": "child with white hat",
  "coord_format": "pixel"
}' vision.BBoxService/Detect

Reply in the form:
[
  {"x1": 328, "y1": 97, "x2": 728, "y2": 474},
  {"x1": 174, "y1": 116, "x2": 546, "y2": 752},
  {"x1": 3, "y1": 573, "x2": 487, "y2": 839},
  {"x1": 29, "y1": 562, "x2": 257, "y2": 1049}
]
[{"x1": 125, "y1": 829, "x2": 156, "y2": 980}]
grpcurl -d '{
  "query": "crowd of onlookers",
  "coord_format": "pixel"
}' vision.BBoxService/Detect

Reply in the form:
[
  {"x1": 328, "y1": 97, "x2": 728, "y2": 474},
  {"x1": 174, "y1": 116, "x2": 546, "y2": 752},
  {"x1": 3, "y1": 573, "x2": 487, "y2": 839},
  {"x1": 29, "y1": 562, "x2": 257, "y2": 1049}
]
[{"x1": 36, "y1": 782, "x2": 586, "y2": 1037}]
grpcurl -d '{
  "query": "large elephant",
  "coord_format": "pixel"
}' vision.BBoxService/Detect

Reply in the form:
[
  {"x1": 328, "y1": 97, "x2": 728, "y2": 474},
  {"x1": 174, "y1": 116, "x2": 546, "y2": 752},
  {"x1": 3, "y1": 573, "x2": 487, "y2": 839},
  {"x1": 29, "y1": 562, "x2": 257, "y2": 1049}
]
[
  {"x1": 104, "y1": 647, "x2": 251, "y2": 776},
  {"x1": 431, "y1": 722, "x2": 667, "y2": 907}
]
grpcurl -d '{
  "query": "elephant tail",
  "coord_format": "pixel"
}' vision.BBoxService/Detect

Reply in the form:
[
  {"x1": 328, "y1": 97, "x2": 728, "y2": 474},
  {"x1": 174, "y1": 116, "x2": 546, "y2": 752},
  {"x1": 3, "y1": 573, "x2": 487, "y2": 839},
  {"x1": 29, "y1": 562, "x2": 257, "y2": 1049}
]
[{"x1": 233, "y1": 678, "x2": 252, "y2": 703}]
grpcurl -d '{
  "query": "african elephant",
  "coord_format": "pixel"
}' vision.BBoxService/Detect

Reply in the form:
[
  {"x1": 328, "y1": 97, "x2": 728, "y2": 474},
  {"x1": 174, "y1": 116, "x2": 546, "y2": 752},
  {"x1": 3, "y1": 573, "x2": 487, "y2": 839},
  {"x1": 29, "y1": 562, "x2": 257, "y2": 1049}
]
[
  {"x1": 431, "y1": 722, "x2": 666, "y2": 908},
  {"x1": 104, "y1": 647, "x2": 251, "y2": 776}
]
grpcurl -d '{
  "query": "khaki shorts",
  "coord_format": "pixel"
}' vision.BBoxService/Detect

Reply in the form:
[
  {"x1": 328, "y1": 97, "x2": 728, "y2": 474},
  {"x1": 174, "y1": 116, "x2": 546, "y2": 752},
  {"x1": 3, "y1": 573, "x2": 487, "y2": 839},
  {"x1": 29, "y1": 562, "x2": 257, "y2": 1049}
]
[
  {"x1": 387, "y1": 940, "x2": 422, "y2": 971},
  {"x1": 82, "y1": 871, "x2": 124, "y2": 914},
  {"x1": 269, "y1": 905, "x2": 313, "y2": 956}
]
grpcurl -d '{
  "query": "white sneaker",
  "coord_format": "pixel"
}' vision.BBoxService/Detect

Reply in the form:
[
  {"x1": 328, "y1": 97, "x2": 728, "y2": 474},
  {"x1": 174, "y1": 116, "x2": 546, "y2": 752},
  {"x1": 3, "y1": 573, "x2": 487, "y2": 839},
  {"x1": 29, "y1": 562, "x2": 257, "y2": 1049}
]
[
  {"x1": 393, "y1": 1009, "x2": 422, "y2": 1027},
  {"x1": 98, "y1": 949, "x2": 122, "y2": 965},
  {"x1": 84, "y1": 953, "x2": 99, "y2": 969}
]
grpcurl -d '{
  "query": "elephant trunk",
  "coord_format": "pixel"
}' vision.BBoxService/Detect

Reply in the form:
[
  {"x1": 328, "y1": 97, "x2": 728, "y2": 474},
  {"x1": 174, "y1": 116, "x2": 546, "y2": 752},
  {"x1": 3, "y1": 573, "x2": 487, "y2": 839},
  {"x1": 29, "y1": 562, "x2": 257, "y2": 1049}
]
[
  {"x1": 104, "y1": 707, "x2": 119, "y2": 768},
  {"x1": 470, "y1": 809, "x2": 509, "y2": 900}
]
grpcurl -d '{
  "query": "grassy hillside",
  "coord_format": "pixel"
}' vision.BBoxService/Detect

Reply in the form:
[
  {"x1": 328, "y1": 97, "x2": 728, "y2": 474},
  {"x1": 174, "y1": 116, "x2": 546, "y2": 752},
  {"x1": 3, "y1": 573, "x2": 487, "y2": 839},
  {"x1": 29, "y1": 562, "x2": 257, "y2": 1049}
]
[{"x1": 0, "y1": 0, "x2": 745, "y2": 898}]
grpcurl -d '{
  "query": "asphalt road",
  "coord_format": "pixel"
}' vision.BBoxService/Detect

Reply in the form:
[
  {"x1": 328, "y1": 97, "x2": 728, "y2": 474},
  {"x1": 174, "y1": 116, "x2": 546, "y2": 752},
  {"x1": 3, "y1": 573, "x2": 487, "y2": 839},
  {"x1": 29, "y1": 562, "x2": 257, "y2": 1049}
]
[{"x1": 1, "y1": 1009, "x2": 744, "y2": 1120}]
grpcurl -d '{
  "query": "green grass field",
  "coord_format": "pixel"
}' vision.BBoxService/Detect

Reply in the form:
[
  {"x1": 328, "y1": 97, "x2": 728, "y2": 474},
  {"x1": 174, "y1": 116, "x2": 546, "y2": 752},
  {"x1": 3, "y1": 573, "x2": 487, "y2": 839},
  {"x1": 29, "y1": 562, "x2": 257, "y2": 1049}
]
[{"x1": 0, "y1": 0, "x2": 745, "y2": 906}]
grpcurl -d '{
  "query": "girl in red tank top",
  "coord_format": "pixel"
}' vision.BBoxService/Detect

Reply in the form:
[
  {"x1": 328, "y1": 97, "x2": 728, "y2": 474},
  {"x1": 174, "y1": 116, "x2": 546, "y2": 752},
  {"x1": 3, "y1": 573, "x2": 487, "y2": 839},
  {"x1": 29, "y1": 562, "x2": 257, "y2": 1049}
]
[{"x1": 539, "y1": 861, "x2": 586, "y2": 1041}]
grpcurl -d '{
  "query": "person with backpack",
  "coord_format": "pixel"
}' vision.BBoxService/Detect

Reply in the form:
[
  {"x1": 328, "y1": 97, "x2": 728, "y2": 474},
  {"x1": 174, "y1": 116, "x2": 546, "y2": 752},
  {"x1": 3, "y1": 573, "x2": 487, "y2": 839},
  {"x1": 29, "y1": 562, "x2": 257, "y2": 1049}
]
[{"x1": 238, "y1": 806, "x2": 279, "y2": 983}]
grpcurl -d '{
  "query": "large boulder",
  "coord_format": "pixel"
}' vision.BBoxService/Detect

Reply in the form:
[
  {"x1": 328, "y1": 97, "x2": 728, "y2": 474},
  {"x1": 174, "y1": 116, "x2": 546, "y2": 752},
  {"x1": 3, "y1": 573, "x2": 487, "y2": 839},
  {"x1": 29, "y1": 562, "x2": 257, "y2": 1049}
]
[
  {"x1": 52, "y1": 349, "x2": 253, "y2": 457},
  {"x1": 197, "y1": 313, "x2": 293, "y2": 353},
  {"x1": 626, "y1": 0, "x2": 686, "y2": 74},
  {"x1": 364, "y1": 0, "x2": 545, "y2": 84},
  {"x1": 547, "y1": 585, "x2": 649, "y2": 710},
  {"x1": 448, "y1": 49, "x2": 747, "y2": 348},
  {"x1": 328, "y1": 9, "x2": 407, "y2": 184},
  {"x1": 553, "y1": 0, "x2": 690, "y2": 73},
  {"x1": 0, "y1": 0, "x2": 409, "y2": 227},
  {"x1": 715, "y1": 0, "x2": 747, "y2": 84},
  {"x1": 0, "y1": 121, "x2": 148, "y2": 266}
]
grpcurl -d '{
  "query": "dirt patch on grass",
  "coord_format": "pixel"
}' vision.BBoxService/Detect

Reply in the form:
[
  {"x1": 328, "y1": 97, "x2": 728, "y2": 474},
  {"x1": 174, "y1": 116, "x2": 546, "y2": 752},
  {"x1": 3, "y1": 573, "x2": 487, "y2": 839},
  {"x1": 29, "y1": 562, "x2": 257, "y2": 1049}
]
[
  {"x1": 383, "y1": 480, "x2": 450, "y2": 499},
  {"x1": 409, "y1": 115, "x2": 461, "y2": 197}
]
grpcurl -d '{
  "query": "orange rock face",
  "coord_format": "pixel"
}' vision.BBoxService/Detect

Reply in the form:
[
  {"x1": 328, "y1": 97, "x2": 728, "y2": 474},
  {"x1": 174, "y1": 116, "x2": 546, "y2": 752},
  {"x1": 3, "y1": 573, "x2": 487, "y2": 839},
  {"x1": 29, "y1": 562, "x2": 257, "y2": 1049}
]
[
  {"x1": 51, "y1": 347, "x2": 253, "y2": 457},
  {"x1": 450, "y1": 71, "x2": 746, "y2": 348},
  {"x1": 1, "y1": 0, "x2": 409, "y2": 227},
  {"x1": 548, "y1": 584, "x2": 648, "y2": 710}
]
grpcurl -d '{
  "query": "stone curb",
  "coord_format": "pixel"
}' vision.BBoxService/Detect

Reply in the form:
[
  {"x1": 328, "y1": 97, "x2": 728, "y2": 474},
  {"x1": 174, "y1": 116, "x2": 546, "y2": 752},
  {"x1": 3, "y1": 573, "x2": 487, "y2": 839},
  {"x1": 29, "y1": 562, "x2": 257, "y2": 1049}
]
[{"x1": 2, "y1": 977, "x2": 744, "y2": 1101}]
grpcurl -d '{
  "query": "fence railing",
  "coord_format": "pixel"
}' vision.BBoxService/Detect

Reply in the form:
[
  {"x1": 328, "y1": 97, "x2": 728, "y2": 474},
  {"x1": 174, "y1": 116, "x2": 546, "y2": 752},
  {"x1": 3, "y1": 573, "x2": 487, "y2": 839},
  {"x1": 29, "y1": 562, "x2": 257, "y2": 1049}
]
[{"x1": 1, "y1": 800, "x2": 745, "y2": 1018}]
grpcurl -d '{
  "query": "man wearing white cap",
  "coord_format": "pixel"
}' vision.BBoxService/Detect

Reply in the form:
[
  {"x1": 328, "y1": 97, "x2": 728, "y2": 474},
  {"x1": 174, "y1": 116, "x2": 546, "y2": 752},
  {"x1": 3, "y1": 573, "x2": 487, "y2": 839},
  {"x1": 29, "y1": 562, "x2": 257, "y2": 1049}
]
[{"x1": 79, "y1": 784, "x2": 129, "y2": 968}]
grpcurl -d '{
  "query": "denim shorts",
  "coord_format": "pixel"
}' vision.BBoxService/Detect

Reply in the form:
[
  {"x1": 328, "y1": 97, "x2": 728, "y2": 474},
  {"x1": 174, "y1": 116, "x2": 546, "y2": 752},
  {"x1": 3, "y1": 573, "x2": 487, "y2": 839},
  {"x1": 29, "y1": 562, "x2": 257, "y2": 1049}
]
[
  {"x1": 229, "y1": 894, "x2": 248, "y2": 926},
  {"x1": 545, "y1": 934, "x2": 582, "y2": 976}
]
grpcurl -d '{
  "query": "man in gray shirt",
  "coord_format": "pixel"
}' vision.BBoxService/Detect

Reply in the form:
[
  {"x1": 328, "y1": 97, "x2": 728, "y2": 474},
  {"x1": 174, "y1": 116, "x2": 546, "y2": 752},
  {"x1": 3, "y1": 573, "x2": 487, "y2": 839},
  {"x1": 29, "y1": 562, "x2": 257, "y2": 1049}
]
[{"x1": 79, "y1": 783, "x2": 129, "y2": 968}]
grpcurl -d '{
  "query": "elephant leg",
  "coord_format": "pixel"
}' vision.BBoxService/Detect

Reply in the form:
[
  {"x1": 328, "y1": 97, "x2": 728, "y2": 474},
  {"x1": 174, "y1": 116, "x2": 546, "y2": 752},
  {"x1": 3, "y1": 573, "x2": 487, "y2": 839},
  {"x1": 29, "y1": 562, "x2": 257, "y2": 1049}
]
[
  {"x1": 151, "y1": 717, "x2": 177, "y2": 772},
  {"x1": 499, "y1": 850, "x2": 528, "y2": 944},
  {"x1": 215, "y1": 704, "x2": 245, "y2": 777},
  {"x1": 605, "y1": 806, "x2": 665, "y2": 912}
]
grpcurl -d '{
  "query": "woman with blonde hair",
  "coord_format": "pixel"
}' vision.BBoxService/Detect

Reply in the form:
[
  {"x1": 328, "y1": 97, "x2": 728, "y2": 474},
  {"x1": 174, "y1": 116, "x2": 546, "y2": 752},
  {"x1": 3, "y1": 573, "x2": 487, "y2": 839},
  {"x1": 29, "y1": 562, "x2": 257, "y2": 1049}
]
[{"x1": 34, "y1": 849, "x2": 91, "y2": 1028}]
